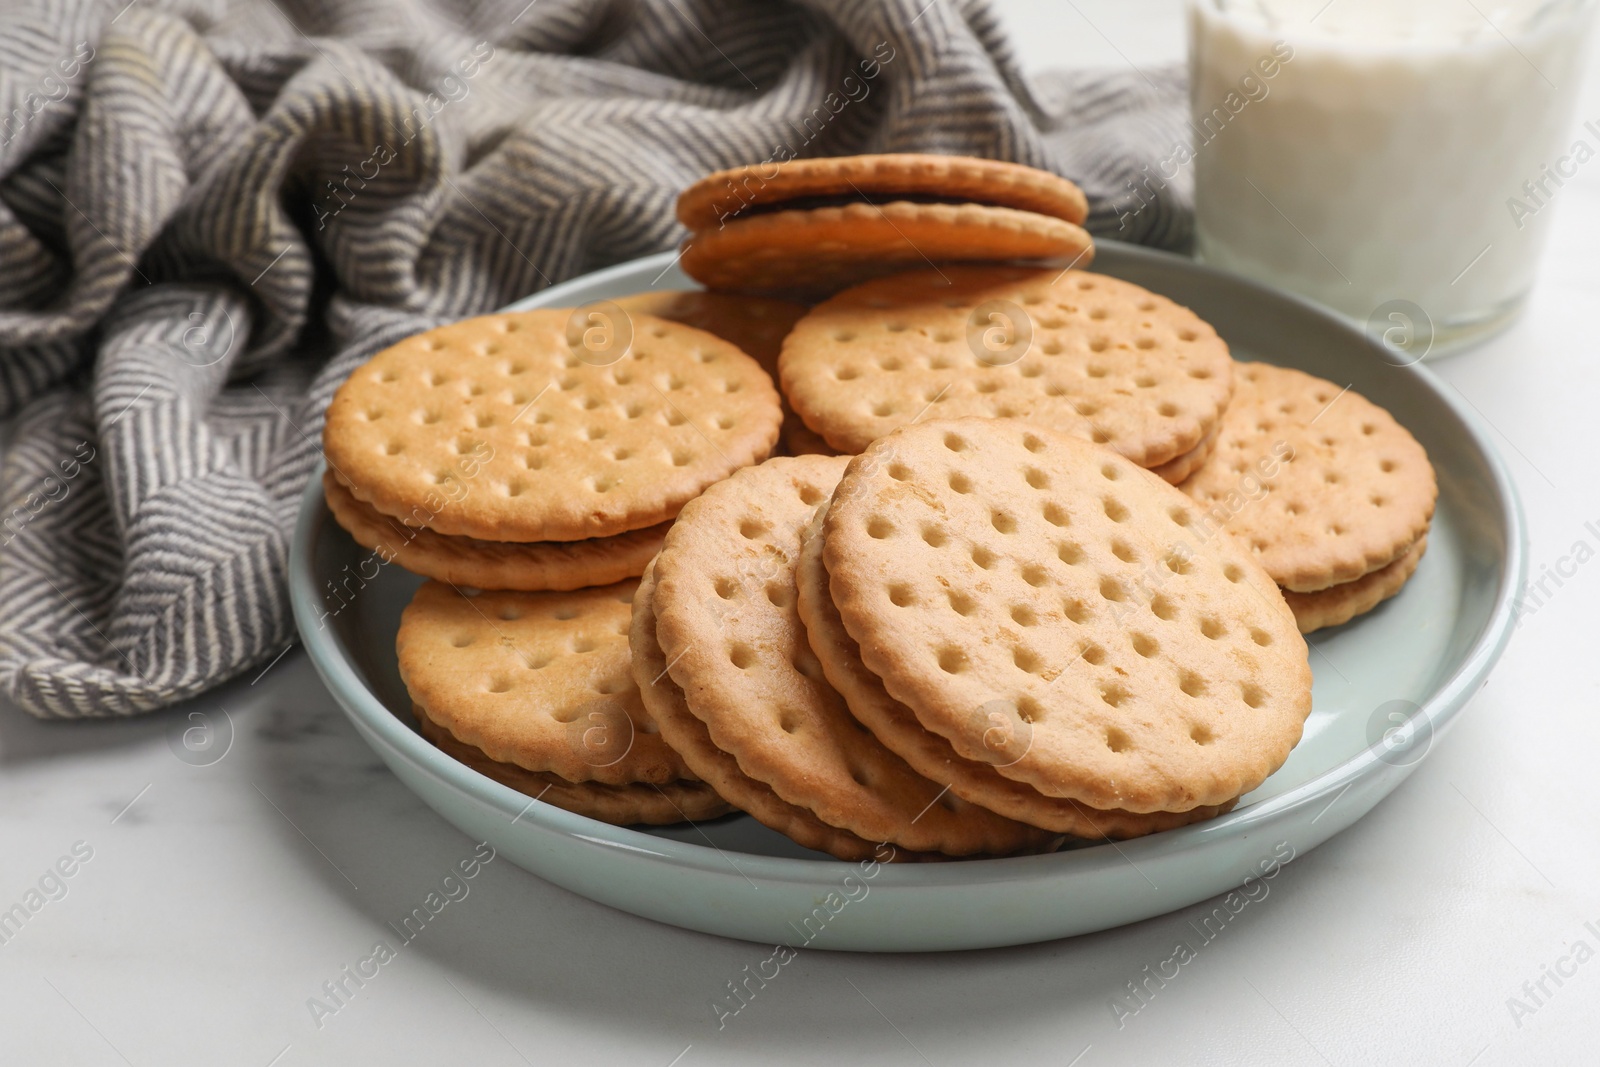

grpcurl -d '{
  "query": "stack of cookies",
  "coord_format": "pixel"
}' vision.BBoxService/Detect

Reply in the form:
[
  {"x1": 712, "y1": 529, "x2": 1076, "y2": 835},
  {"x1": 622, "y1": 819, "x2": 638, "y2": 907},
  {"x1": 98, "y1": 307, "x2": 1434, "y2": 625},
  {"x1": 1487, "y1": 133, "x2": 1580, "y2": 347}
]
[
  {"x1": 1176, "y1": 364, "x2": 1437, "y2": 632},
  {"x1": 322, "y1": 307, "x2": 783, "y2": 824},
  {"x1": 629, "y1": 420, "x2": 1313, "y2": 858},
  {"x1": 397, "y1": 580, "x2": 730, "y2": 824},
  {"x1": 677, "y1": 154, "x2": 1094, "y2": 299},
  {"x1": 321, "y1": 308, "x2": 783, "y2": 589},
  {"x1": 633, "y1": 453, "x2": 1057, "y2": 859}
]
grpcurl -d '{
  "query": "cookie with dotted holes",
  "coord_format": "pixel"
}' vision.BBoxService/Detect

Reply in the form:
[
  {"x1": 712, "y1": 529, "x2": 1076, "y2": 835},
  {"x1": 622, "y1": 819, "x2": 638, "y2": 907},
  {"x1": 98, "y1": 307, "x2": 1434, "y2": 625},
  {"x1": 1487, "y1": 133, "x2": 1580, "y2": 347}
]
[
  {"x1": 1178, "y1": 362, "x2": 1436, "y2": 593},
  {"x1": 612, "y1": 291, "x2": 808, "y2": 378},
  {"x1": 396, "y1": 579, "x2": 697, "y2": 787},
  {"x1": 678, "y1": 154, "x2": 1089, "y2": 232},
  {"x1": 778, "y1": 266, "x2": 1233, "y2": 465},
  {"x1": 323, "y1": 310, "x2": 782, "y2": 542},
  {"x1": 794, "y1": 505, "x2": 1237, "y2": 839},
  {"x1": 650, "y1": 456, "x2": 1053, "y2": 856},
  {"x1": 413, "y1": 704, "x2": 730, "y2": 825},
  {"x1": 823, "y1": 418, "x2": 1312, "y2": 815},
  {"x1": 631, "y1": 562, "x2": 914, "y2": 861},
  {"x1": 1284, "y1": 536, "x2": 1427, "y2": 634},
  {"x1": 324, "y1": 473, "x2": 667, "y2": 590}
]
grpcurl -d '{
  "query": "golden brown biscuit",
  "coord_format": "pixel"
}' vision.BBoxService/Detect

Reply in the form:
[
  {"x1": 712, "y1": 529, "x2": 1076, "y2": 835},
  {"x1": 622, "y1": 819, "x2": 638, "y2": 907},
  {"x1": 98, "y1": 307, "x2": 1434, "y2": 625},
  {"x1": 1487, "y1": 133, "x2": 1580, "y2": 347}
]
[
  {"x1": 794, "y1": 504, "x2": 1236, "y2": 839},
  {"x1": 824, "y1": 418, "x2": 1312, "y2": 815},
  {"x1": 681, "y1": 202, "x2": 1094, "y2": 297},
  {"x1": 396, "y1": 580, "x2": 694, "y2": 787},
  {"x1": 677, "y1": 153, "x2": 1089, "y2": 231},
  {"x1": 1179, "y1": 362, "x2": 1436, "y2": 592},
  {"x1": 779, "y1": 265, "x2": 1233, "y2": 465},
  {"x1": 323, "y1": 309, "x2": 782, "y2": 542}
]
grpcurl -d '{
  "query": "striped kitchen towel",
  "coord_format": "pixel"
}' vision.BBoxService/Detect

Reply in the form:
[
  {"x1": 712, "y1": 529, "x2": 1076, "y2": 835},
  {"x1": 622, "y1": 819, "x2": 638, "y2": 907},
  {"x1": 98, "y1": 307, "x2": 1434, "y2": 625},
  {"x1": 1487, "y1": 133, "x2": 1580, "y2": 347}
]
[{"x1": 0, "y1": 0, "x2": 1191, "y2": 718}]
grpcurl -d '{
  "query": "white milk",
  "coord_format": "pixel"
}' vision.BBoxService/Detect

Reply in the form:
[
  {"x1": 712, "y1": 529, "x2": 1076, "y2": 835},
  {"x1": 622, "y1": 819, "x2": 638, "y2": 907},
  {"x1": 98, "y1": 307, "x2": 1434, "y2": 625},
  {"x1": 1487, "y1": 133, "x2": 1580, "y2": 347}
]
[{"x1": 1189, "y1": 0, "x2": 1596, "y2": 354}]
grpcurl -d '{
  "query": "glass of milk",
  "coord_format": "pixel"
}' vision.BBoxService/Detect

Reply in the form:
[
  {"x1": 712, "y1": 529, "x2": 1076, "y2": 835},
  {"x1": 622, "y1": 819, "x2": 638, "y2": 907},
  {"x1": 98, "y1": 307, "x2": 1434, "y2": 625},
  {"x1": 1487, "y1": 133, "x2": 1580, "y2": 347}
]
[{"x1": 1187, "y1": 0, "x2": 1597, "y2": 358}]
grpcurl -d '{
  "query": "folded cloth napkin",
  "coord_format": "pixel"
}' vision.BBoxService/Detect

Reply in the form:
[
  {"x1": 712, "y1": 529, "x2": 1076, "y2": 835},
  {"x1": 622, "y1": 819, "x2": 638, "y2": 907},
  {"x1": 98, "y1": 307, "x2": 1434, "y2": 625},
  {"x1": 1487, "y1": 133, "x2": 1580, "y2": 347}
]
[{"x1": 0, "y1": 0, "x2": 1191, "y2": 718}]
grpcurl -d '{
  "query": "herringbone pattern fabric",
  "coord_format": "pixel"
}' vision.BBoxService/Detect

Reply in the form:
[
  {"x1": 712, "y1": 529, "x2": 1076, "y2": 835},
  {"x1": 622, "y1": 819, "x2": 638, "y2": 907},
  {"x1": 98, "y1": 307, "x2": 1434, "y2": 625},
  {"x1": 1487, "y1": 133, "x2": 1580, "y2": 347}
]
[{"x1": 0, "y1": 0, "x2": 1191, "y2": 718}]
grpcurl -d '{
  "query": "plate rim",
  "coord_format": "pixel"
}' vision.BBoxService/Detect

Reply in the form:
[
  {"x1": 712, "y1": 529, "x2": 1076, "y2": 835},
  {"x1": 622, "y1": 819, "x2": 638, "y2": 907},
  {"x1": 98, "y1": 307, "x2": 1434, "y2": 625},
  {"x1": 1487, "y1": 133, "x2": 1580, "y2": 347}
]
[{"x1": 289, "y1": 242, "x2": 1528, "y2": 889}]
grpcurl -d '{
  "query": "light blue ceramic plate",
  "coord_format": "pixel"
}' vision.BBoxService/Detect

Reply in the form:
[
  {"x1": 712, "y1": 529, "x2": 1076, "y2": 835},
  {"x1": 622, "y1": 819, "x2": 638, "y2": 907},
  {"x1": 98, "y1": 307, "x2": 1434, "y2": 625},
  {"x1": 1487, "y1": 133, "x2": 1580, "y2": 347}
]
[{"x1": 290, "y1": 244, "x2": 1525, "y2": 952}]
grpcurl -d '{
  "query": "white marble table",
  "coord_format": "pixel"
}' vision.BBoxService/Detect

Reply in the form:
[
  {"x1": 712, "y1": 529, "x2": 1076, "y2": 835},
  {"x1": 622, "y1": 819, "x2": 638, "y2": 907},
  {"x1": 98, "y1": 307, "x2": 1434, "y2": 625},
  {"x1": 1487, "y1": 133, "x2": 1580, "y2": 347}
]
[{"x1": 4, "y1": 3, "x2": 1597, "y2": 1064}]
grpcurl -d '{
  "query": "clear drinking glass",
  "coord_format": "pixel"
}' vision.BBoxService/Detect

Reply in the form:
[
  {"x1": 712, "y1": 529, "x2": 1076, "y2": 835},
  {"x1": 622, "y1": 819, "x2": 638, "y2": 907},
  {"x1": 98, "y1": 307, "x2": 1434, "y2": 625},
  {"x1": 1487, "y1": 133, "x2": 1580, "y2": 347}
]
[{"x1": 1187, "y1": 0, "x2": 1597, "y2": 359}]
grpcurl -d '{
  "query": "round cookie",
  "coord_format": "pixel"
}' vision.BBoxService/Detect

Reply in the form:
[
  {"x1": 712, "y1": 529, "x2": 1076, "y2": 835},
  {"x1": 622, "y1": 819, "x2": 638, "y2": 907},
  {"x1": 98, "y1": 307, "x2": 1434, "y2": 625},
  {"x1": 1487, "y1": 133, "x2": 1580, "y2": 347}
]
[
  {"x1": 630, "y1": 562, "x2": 905, "y2": 862},
  {"x1": 611, "y1": 290, "x2": 807, "y2": 377},
  {"x1": 396, "y1": 580, "x2": 694, "y2": 787},
  {"x1": 678, "y1": 154, "x2": 1089, "y2": 231},
  {"x1": 1178, "y1": 362, "x2": 1436, "y2": 592},
  {"x1": 778, "y1": 265, "x2": 1234, "y2": 465},
  {"x1": 323, "y1": 309, "x2": 782, "y2": 542},
  {"x1": 325, "y1": 472, "x2": 666, "y2": 590},
  {"x1": 651, "y1": 456, "x2": 1053, "y2": 856},
  {"x1": 794, "y1": 506, "x2": 1236, "y2": 839},
  {"x1": 824, "y1": 418, "x2": 1312, "y2": 815},
  {"x1": 1284, "y1": 536, "x2": 1427, "y2": 633},
  {"x1": 681, "y1": 202, "x2": 1095, "y2": 297},
  {"x1": 414, "y1": 704, "x2": 730, "y2": 825}
]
